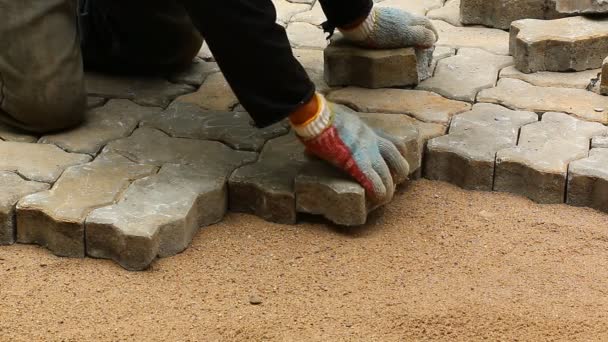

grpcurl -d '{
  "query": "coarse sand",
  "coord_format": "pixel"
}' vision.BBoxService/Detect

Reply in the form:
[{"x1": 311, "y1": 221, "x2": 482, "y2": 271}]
[{"x1": 2, "y1": 179, "x2": 608, "y2": 341}]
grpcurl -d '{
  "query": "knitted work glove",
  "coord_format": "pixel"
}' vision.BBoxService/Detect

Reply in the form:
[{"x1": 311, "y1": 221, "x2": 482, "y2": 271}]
[
  {"x1": 291, "y1": 94, "x2": 410, "y2": 204},
  {"x1": 339, "y1": 6, "x2": 438, "y2": 49}
]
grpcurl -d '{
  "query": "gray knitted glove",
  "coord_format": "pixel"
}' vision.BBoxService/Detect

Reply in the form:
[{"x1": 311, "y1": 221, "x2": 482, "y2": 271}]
[{"x1": 339, "y1": 6, "x2": 438, "y2": 49}]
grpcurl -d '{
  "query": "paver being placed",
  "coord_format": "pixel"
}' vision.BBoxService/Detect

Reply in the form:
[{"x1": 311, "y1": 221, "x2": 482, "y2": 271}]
[
  {"x1": 555, "y1": 0, "x2": 608, "y2": 14},
  {"x1": 87, "y1": 129, "x2": 257, "y2": 270},
  {"x1": 324, "y1": 37, "x2": 433, "y2": 88},
  {"x1": 495, "y1": 112, "x2": 608, "y2": 203},
  {"x1": 40, "y1": 100, "x2": 161, "y2": 155},
  {"x1": 425, "y1": 103, "x2": 538, "y2": 190},
  {"x1": 16, "y1": 153, "x2": 156, "y2": 257},
  {"x1": 0, "y1": 142, "x2": 91, "y2": 183},
  {"x1": 460, "y1": 0, "x2": 563, "y2": 29},
  {"x1": 478, "y1": 78, "x2": 608, "y2": 124},
  {"x1": 0, "y1": 172, "x2": 48, "y2": 245},
  {"x1": 433, "y1": 20, "x2": 510, "y2": 55},
  {"x1": 568, "y1": 148, "x2": 608, "y2": 213},
  {"x1": 510, "y1": 16, "x2": 608, "y2": 73},
  {"x1": 418, "y1": 48, "x2": 513, "y2": 102},
  {"x1": 500, "y1": 66, "x2": 600, "y2": 89},
  {"x1": 141, "y1": 101, "x2": 289, "y2": 152},
  {"x1": 327, "y1": 87, "x2": 471, "y2": 125},
  {"x1": 175, "y1": 73, "x2": 239, "y2": 112}
]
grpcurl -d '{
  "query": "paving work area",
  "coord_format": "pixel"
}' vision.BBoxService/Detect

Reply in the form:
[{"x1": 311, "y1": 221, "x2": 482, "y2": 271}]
[{"x1": 2, "y1": 0, "x2": 608, "y2": 271}]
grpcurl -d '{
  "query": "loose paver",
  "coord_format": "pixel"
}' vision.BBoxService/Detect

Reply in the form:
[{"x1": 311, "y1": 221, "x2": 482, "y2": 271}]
[
  {"x1": 40, "y1": 100, "x2": 161, "y2": 155},
  {"x1": 495, "y1": 112, "x2": 607, "y2": 203},
  {"x1": 425, "y1": 103, "x2": 538, "y2": 190},
  {"x1": 460, "y1": 0, "x2": 563, "y2": 29},
  {"x1": 433, "y1": 20, "x2": 510, "y2": 55},
  {"x1": 568, "y1": 148, "x2": 608, "y2": 213},
  {"x1": 0, "y1": 141, "x2": 91, "y2": 183},
  {"x1": 478, "y1": 78, "x2": 608, "y2": 124},
  {"x1": 0, "y1": 172, "x2": 48, "y2": 245},
  {"x1": 510, "y1": 16, "x2": 608, "y2": 73},
  {"x1": 555, "y1": 0, "x2": 608, "y2": 14},
  {"x1": 141, "y1": 101, "x2": 289, "y2": 152},
  {"x1": 324, "y1": 37, "x2": 433, "y2": 88},
  {"x1": 500, "y1": 65, "x2": 600, "y2": 89},
  {"x1": 418, "y1": 48, "x2": 513, "y2": 102},
  {"x1": 327, "y1": 87, "x2": 471, "y2": 124},
  {"x1": 175, "y1": 72, "x2": 239, "y2": 111},
  {"x1": 16, "y1": 153, "x2": 156, "y2": 257}
]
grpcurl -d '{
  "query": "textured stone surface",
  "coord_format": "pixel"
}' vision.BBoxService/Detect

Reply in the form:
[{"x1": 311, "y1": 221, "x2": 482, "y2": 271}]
[
  {"x1": 175, "y1": 73, "x2": 239, "y2": 111},
  {"x1": 286, "y1": 22, "x2": 327, "y2": 50},
  {"x1": 460, "y1": 0, "x2": 563, "y2": 29},
  {"x1": 495, "y1": 112, "x2": 607, "y2": 203},
  {"x1": 327, "y1": 87, "x2": 471, "y2": 124},
  {"x1": 555, "y1": 0, "x2": 608, "y2": 14},
  {"x1": 273, "y1": 0, "x2": 310, "y2": 25},
  {"x1": 167, "y1": 59, "x2": 220, "y2": 87},
  {"x1": 510, "y1": 17, "x2": 608, "y2": 73},
  {"x1": 141, "y1": 102, "x2": 289, "y2": 152},
  {"x1": 601, "y1": 56, "x2": 608, "y2": 95},
  {"x1": 425, "y1": 103, "x2": 537, "y2": 190},
  {"x1": 87, "y1": 129, "x2": 257, "y2": 270},
  {"x1": 0, "y1": 172, "x2": 48, "y2": 245},
  {"x1": 427, "y1": 0, "x2": 462, "y2": 27},
  {"x1": 16, "y1": 154, "x2": 156, "y2": 257},
  {"x1": 85, "y1": 72, "x2": 195, "y2": 108},
  {"x1": 568, "y1": 148, "x2": 608, "y2": 212},
  {"x1": 40, "y1": 100, "x2": 160, "y2": 155},
  {"x1": 418, "y1": 48, "x2": 513, "y2": 102},
  {"x1": 0, "y1": 142, "x2": 91, "y2": 183},
  {"x1": 433, "y1": 20, "x2": 510, "y2": 55},
  {"x1": 0, "y1": 123, "x2": 37, "y2": 143},
  {"x1": 478, "y1": 79, "x2": 608, "y2": 124},
  {"x1": 593, "y1": 135, "x2": 608, "y2": 148},
  {"x1": 324, "y1": 37, "x2": 433, "y2": 88},
  {"x1": 500, "y1": 65, "x2": 600, "y2": 89}
]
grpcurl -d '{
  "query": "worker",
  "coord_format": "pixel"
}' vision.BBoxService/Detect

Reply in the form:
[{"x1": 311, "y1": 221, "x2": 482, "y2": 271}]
[{"x1": 0, "y1": 0, "x2": 437, "y2": 204}]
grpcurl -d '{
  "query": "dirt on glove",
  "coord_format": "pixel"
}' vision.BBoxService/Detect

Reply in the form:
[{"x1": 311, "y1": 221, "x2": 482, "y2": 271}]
[{"x1": 1, "y1": 179, "x2": 608, "y2": 341}]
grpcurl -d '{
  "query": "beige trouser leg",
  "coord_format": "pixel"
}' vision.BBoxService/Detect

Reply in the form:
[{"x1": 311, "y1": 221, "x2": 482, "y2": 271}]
[{"x1": 0, "y1": 0, "x2": 85, "y2": 133}]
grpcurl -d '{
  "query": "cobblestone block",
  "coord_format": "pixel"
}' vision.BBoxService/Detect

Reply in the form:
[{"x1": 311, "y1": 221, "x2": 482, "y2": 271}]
[
  {"x1": 0, "y1": 172, "x2": 48, "y2": 245},
  {"x1": 175, "y1": 73, "x2": 239, "y2": 111},
  {"x1": 418, "y1": 48, "x2": 513, "y2": 102},
  {"x1": 555, "y1": 0, "x2": 608, "y2": 14},
  {"x1": 141, "y1": 102, "x2": 289, "y2": 152},
  {"x1": 327, "y1": 87, "x2": 471, "y2": 124},
  {"x1": 567, "y1": 148, "x2": 608, "y2": 212},
  {"x1": 324, "y1": 37, "x2": 433, "y2": 88},
  {"x1": 500, "y1": 65, "x2": 600, "y2": 89},
  {"x1": 460, "y1": 0, "x2": 563, "y2": 29},
  {"x1": 425, "y1": 103, "x2": 537, "y2": 190},
  {"x1": 495, "y1": 112, "x2": 608, "y2": 203},
  {"x1": 510, "y1": 17, "x2": 608, "y2": 73},
  {"x1": 40, "y1": 100, "x2": 161, "y2": 155},
  {"x1": 478, "y1": 78, "x2": 608, "y2": 124},
  {"x1": 16, "y1": 154, "x2": 156, "y2": 257},
  {"x1": 0, "y1": 142, "x2": 91, "y2": 183},
  {"x1": 433, "y1": 20, "x2": 510, "y2": 55}
]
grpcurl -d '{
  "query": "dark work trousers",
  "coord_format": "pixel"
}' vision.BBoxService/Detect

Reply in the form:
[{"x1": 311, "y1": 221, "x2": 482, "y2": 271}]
[{"x1": 82, "y1": 0, "x2": 374, "y2": 128}]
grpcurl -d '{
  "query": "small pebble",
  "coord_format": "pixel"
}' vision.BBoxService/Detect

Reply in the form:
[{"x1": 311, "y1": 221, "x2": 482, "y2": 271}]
[
  {"x1": 249, "y1": 295, "x2": 263, "y2": 305},
  {"x1": 594, "y1": 108, "x2": 604, "y2": 112}
]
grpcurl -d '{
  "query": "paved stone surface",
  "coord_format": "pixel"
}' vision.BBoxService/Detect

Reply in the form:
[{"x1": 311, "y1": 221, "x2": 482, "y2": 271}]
[
  {"x1": 425, "y1": 103, "x2": 538, "y2": 190},
  {"x1": 495, "y1": 112, "x2": 607, "y2": 203},
  {"x1": 167, "y1": 58, "x2": 220, "y2": 87},
  {"x1": 427, "y1": 0, "x2": 462, "y2": 27},
  {"x1": 273, "y1": 0, "x2": 310, "y2": 26},
  {"x1": 141, "y1": 102, "x2": 289, "y2": 152},
  {"x1": 555, "y1": 0, "x2": 608, "y2": 14},
  {"x1": 460, "y1": 0, "x2": 563, "y2": 29},
  {"x1": 478, "y1": 78, "x2": 608, "y2": 124},
  {"x1": 0, "y1": 123, "x2": 37, "y2": 143},
  {"x1": 433, "y1": 20, "x2": 510, "y2": 55},
  {"x1": 16, "y1": 153, "x2": 156, "y2": 257},
  {"x1": 510, "y1": 16, "x2": 608, "y2": 73},
  {"x1": 418, "y1": 48, "x2": 513, "y2": 102},
  {"x1": 175, "y1": 73, "x2": 239, "y2": 111},
  {"x1": 40, "y1": 100, "x2": 161, "y2": 155},
  {"x1": 568, "y1": 148, "x2": 608, "y2": 213},
  {"x1": 286, "y1": 22, "x2": 327, "y2": 50},
  {"x1": 593, "y1": 136, "x2": 608, "y2": 148},
  {"x1": 0, "y1": 172, "x2": 48, "y2": 245},
  {"x1": 500, "y1": 65, "x2": 599, "y2": 89},
  {"x1": 324, "y1": 37, "x2": 433, "y2": 88}
]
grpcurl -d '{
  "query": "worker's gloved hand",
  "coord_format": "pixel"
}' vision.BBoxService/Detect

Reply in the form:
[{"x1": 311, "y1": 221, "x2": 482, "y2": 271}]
[
  {"x1": 339, "y1": 6, "x2": 438, "y2": 49},
  {"x1": 291, "y1": 94, "x2": 410, "y2": 204}
]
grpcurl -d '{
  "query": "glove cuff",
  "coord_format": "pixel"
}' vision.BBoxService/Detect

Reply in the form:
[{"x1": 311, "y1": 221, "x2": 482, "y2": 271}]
[
  {"x1": 338, "y1": 7, "x2": 376, "y2": 42},
  {"x1": 291, "y1": 93, "x2": 333, "y2": 140}
]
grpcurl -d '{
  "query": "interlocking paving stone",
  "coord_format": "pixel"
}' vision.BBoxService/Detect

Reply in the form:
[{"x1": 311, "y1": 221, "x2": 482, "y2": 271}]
[
  {"x1": 286, "y1": 22, "x2": 327, "y2": 50},
  {"x1": 273, "y1": 0, "x2": 310, "y2": 26},
  {"x1": 510, "y1": 16, "x2": 608, "y2": 73},
  {"x1": 425, "y1": 103, "x2": 538, "y2": 190},
  {"x1": 478, "y1": 78, "x2": 608, "y2": 124},
  {"x1": 141, "y1": 102, "x2": 289, "y2": 152},
  {"x1": 593, "y1": 136, "x2": 608, "y2": 148},
  {"x1": 327, "y1": 87, "x2": 471, "y2": 124},
  {"x1": 418, "y1": 48, "x2": 514, "y2": 102},
  {"x1": 85, "y1": 72, "x2": 195, "y2": 108},
  {"x1": 0, "y1": 172, "x2": 48, "y2": 245},
  {"x1": 40, "y1": 100, "x2": 161, "y2": 155},
  {"x1": 427, "y1": 0, "x2": 462, "y2": 27},
  {"x1": 87, "y1": 128, "x2": 257, "y2": 270},
  {"x1": 167, "y1": 58, "x2": 220, "y2": 87},
  {"x1": 460, "y1": 0, "x2": 563, "y2": 29},
  {"x1": 175, "y1": 73, "x2": 239, "y2": 111},
  {"x1": 567, "y1": 148, "x2": 608, "y2": 212},
  {"x1": 495, "y1": 112, "x2": 608, "y2": 203},
  {"x1": 500, "y1": 65, "x2": 600, "y2": 89},
  {"x1": 324, "y1": 37, "x2": 433, "y2": 88},
  {"x1": 0, "y1": 123, "x2": 37, "y2": 143},
  {"x1": 555, "y1": 0, "x2": 608, "y2": 14},
  {"x1": 433, "y1": 20, "x2": 510, "y2": 55},
  {"x1": 0, "y1": 142, "x2": 91, "y2": 183},
  {"x1": 292, "y1": 1, "x2": 325, "y2": 25},
  {"x1": 16, "y1": 153, "x2": 156, "y2": 257}
]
